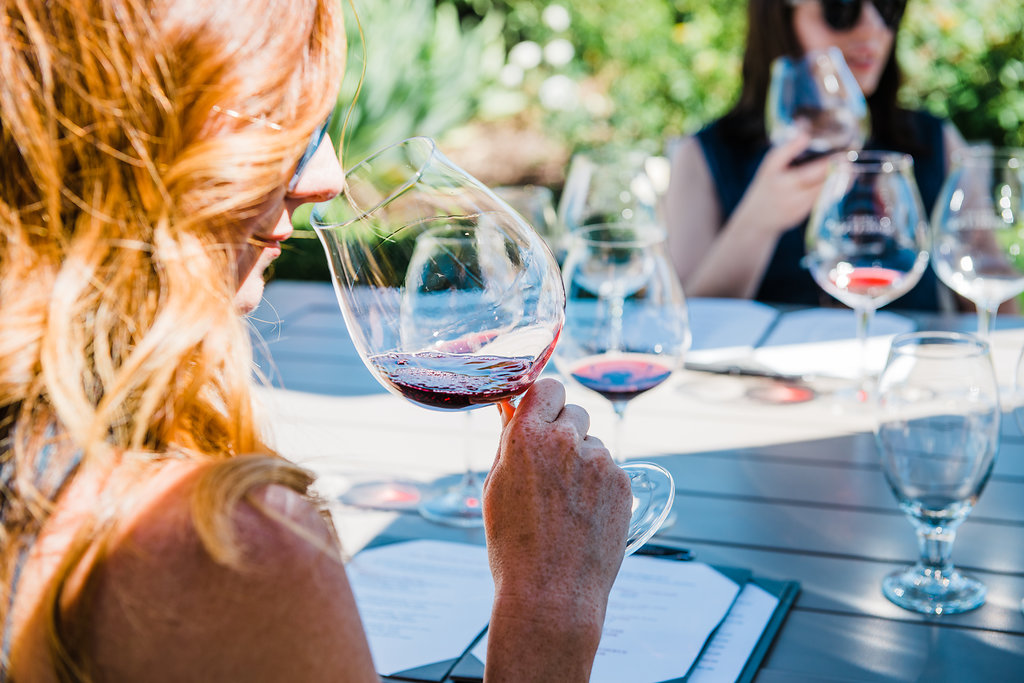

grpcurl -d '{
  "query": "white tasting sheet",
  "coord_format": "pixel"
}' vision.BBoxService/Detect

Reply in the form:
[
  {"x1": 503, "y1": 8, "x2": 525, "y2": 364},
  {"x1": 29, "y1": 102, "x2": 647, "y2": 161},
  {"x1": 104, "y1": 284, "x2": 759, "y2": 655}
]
[
  {"x1": 752, "y1": 308, "x2": 916, "y2": 379},
  {"x1": 686, "y1": 298, "x2": 781, "y2": 364},
  {"x1": 688, "y1": 582, "x2": 781, "y2": 683},
  {"x1": 469, "y1": 555, "x2": 741, "y2": 683},
  {"x1": 345, "y1": 540, "x2": 494, "y2": 677}
]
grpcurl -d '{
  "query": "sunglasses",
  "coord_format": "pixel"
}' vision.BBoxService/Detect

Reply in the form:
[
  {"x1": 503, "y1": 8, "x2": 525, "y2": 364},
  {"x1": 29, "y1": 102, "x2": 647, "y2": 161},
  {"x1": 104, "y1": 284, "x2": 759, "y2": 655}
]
[
  {"x1": 212, "y1": 105, "x2": 334, "y2": 191},
  {"x1": 788, "y1": 0, "x2": 906, "y2": 31},
  {"x1": 288, "y1": 112, "x2": 334, "y2": 191}
]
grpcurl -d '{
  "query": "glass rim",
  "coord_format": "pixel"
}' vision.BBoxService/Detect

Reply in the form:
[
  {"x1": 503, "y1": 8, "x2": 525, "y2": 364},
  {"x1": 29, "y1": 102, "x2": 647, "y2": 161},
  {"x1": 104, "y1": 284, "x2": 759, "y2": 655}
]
[
  {"x1": 950, "y1": 145, "x2": 1024, "y2": 168},
  {"x1": 831, "y1": 150, "x2": 914, "y2": 173},
  {"x1": 888, "y1": 331, "x2": 990, "y2": 358},
  {"x1": 570, "y1": 222, "x2": 667, "y2": 248},
  {"x1": 309, "y1": 136, "x2": 439, "y2": 230},
  {"x1": 772, "y1": 45, "x2": 846, "y2": 70},
  {"x1": 493, "y1": 184, "x2": 554, "y2": 199}
]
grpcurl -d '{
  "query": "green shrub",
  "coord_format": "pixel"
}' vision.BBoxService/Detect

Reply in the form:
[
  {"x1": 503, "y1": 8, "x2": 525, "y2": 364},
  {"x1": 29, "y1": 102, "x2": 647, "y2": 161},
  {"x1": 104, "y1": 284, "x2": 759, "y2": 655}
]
[
  {"x1": 333, "y1": 0, "x2": 507, "y2": 166},
  {"x1": 468, "y1": 0, "x2": 1022, "y2": 153}
]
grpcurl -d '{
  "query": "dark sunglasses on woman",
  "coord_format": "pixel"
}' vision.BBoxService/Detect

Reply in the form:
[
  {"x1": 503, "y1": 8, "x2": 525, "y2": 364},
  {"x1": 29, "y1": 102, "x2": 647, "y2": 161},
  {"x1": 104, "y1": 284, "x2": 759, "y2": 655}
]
[
  {"x1": 288, "y1": 112, "x2": 334, "y2": 191},
  {"x1": 788, "y1": 0, "x2": 906, "y2": 32}
]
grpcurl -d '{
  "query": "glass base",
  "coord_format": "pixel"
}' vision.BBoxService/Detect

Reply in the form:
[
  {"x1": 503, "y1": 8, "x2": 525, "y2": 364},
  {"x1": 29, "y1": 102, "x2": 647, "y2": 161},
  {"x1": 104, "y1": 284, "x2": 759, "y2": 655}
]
[
  {"x1": 338, "y1": 481, "x2": 422, "y2": 511},
  {"x1": 622, "y1": 462, "x2": 675, "y2": 555},
  {"x1": 827, "y1": 382, "x2": 873, "y2": 409},
  {"x1": 419, "y1": 475, "x2": 485, "y2": 528},
  {"x1": 882, "y1": 564, "x2": 986, "y2": 615}
]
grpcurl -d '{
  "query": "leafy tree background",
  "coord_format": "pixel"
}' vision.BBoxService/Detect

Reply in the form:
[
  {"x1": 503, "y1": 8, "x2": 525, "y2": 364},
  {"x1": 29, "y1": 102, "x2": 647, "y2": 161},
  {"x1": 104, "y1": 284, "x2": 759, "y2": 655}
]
[{"x1": 275, "y1": 0, "x2": 1024, "y2": 279}]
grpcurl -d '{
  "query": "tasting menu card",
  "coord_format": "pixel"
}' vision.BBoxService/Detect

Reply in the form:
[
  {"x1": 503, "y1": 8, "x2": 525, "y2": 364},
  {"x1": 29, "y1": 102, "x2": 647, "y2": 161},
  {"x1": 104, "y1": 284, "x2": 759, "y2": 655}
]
[{"x1": 345, "y1": 539, "x2": 799, "y2": 683}]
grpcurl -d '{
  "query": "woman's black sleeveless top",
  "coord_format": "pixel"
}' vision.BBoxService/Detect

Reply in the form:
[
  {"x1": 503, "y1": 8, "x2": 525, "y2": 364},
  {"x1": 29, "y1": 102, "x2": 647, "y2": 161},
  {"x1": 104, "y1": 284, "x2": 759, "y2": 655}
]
[{"x1": 695, "y1": 110, "x2": 948, "y2": 310}]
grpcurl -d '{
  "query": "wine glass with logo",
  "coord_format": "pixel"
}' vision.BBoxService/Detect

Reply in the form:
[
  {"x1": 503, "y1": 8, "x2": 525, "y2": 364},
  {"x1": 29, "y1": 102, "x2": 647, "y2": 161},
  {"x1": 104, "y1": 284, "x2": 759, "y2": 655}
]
[
  {"x1": 804, "y1": 151, "x2": 930, "y2": 401},
  {"x1": 311, "y1": 137, "x2": 674, "y2": 552},
  {"x1": 554, "y1": 223, "x2": 687, "y2": 536},
  {"x1": 875, "y1": 332, "x2": 999, "y2": 615},
  {"x1": 766, "y1": 47, "x2": 869, "y2": 164},
  {"x1": 931, "y1": 146, "x2": 1024, "y2": 337}
]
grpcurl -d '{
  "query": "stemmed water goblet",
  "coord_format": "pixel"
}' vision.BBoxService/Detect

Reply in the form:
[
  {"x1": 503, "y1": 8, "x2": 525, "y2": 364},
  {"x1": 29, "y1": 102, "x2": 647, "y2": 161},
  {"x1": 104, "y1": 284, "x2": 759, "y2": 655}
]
[
  {"x1": 766, "y1": 46, "x2": 869, "y2": 164},
  {"x1": 875, "y1": 332, "x2": 999, "y2": 615},
  {"x1": 804, "y1": 151, "x2": 930, "y2": 401},
  {"x1": 311, "y1": 137, "x2": 674, "y2": 551},
  {"x1": 930, "y1": 146, "x2": 1024, "y2": 338},
  {"x1": 553, "y1": 223, "x2": 687, "y2": 536}
]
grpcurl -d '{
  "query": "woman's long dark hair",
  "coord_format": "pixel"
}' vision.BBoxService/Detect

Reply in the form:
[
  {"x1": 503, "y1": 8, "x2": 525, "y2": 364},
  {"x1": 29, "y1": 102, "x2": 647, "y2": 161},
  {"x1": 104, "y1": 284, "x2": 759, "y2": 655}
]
[{"x1": 719, "y1": 0, "x2": 922, "y2": 154}]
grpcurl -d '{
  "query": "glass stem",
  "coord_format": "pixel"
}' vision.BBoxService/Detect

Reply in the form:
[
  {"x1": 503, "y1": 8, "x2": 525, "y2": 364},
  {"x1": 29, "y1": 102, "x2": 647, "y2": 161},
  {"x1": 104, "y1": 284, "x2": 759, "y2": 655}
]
[
  {"x1": 461, "y1": 411, "x2": 478, "y2": 487},
  {"x1": 977, "y1": 305, "x2": 997, "y2": 339},
  {"x1": 856, "y1": 307, "x2": 874, "y2": 399},
  {"x1": 917, "y1": 527, "x2": 957, "y2": 576},
  {"x1": 611, "y1": 402, "x2": 628, "y2": 465},
  {"x1": 608, "y1": 295, "x2": 625, "y2": 352}
]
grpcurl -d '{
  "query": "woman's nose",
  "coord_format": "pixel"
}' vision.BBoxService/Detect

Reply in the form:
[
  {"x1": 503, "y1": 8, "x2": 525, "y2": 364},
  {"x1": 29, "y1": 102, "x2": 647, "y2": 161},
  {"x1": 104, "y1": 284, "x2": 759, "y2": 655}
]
[
  {"x1": 854, "y1": 1, "x2": 889, "y2": 33},
  {"x1": 288, "y1": 139, "x2": 345, "y2": 204}
]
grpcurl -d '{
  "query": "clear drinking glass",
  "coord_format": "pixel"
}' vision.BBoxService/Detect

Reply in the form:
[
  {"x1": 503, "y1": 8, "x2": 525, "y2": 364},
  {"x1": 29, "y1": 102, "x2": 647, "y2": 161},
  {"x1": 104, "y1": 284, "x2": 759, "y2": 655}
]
[
  {"x1": 804, "y1": 151, "x2": 930, "y2": 400},
  {"x1": 875, "y1": 332, "x2": 999, "y2": 615},
  {"x1": 311, "y1": 137, "x2": 674, "y2": 552},
  {"x1": 766, "y1": 47, "x2": 869, "y2": 164},
  {"x1": 554, "y1": 224, "x2": 687, "y2": 543},
  {"x1": 557, "y1": 147, "x2": 664, "y2": 233},
  {"x1": 930, "y1": 146, "x2": 1024, "y2": 337}
]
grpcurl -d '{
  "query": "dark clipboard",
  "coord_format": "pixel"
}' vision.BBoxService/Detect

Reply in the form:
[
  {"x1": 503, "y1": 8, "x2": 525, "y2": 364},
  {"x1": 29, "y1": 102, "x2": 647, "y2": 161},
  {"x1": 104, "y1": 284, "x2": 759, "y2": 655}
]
[
  {"x1": 730, "y1": 577, "x2": 801, "y2": 683},
  {"x1": 447, "y1": 549, "x2": 799, "y2": 683}
]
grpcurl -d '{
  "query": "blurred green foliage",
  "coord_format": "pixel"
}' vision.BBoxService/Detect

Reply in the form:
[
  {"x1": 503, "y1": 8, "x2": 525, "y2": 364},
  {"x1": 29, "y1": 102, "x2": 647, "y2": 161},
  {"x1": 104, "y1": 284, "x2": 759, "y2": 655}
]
[
  {"x1": 333, "y1": 0, "x2": 1022, "y2": 169},
  {"x1": 898, "y1": 0, "x2": 1024, "y2": 148},
  {"x1": 440, "y1": 0, "x2": 1022, "y2": 154},
  {"x1": 331, "y1": 0, "x2": 507, "y2": 166},
  {"x1": 278, "y1": 0, "x2": 1024, "y2": 281}
]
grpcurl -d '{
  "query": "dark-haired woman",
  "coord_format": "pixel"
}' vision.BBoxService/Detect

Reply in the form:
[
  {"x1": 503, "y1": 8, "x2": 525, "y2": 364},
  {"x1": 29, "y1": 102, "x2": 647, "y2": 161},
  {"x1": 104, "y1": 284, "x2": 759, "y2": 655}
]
[{"x1": 665, "y1": 0, "x2": 965, "y2": 310}]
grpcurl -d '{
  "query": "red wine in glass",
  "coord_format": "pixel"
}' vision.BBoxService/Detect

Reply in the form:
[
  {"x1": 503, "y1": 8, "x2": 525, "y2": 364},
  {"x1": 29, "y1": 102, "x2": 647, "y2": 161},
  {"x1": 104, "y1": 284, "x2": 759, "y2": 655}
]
[
  {"x1": 369, "y1": 347, "x2": 556, "y2": 411},
  {"x1": 568, "y1": 355, "x2": 674, "y2": 404},
  {"x1": 828, "y1": 265, "x2": 909, "y2": 304}
]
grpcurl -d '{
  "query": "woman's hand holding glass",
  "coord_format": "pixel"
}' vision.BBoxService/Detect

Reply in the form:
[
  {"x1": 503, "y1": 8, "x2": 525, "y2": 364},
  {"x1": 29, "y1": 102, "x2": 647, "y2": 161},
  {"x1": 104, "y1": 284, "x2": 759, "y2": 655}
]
[
  {"x1": 766, "y1": 47, "x2": 869, "y2": 164},
  {"x1": 485, "y1": 377, "x2": 630, "y2": 616}
]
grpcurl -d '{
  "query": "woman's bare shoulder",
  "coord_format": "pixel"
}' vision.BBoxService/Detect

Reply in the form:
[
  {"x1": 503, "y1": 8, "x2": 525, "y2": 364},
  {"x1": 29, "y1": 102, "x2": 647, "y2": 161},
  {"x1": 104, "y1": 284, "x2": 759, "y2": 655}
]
[{"x1": 86, "y1": 460, "x2": 378, "y2": 683}]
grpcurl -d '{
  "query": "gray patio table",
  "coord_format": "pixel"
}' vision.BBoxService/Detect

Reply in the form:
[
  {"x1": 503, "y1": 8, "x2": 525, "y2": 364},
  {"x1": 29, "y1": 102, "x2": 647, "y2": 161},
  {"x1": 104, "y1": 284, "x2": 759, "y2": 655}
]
[{"x1": 250, "y1": 279, "x2": 1024, "y2": 683}]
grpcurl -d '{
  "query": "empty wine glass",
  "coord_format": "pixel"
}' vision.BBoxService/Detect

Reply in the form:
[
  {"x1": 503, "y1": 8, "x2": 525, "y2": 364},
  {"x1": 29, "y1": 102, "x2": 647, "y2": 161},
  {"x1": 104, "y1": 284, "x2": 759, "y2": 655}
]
[
  {"x1": 311, "y1": 137, "x2": 674, "y2": 552},
  {"x1": 875, "y1": 332, "x2": 999, "y2": 615},
  {"x1": 804, "y1": 151, "x2": 930, "y2": 401},
  {"x1": 493, "y1": 185, "x2": 566, "y2": 263},
  {"x1": 930, "y1": 146, "x2": 1024, "y2": 337},
  {"x1": 557, "y1": 147, "x2": 664, "y2": 233},
  {"x1": 554, "y1": 223, "x2": 687, "y2": 543},
  {"x1": 766, "y1": 46, "x2": 869, "y2": 164}
]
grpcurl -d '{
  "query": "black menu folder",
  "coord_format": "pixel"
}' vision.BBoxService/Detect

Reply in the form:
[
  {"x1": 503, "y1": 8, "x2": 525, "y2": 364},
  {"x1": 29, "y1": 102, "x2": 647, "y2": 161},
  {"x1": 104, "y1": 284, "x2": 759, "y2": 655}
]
[{"x1": 349, "y1": 539, "x2": 798, "y2": 683}]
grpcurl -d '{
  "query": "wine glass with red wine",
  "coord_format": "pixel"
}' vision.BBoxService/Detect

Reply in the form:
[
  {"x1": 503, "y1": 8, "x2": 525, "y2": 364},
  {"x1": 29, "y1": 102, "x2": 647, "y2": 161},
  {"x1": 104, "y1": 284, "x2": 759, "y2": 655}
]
[
  {"x1": 804, "y1": 151, "x2": 929, "y2": 401},
  {"x1": 554, "y1": 223, "x2": 687, "y2": 538},
  {"x1": 310, "y1": 138, "x2": 674, "y2": 552},
  {"x1": 766, "y1": 47, "x2": 868, "y2": 164}
]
